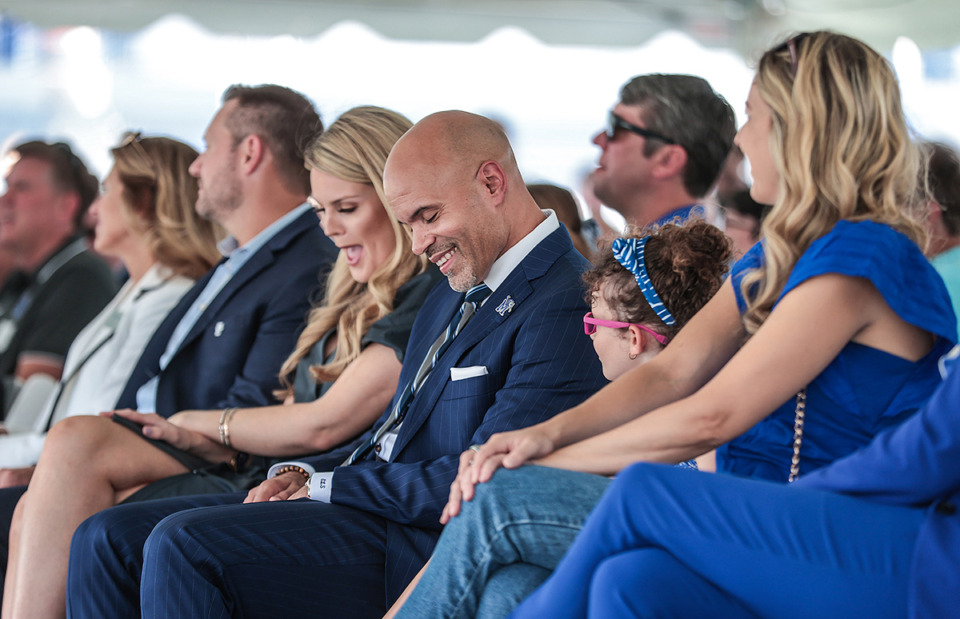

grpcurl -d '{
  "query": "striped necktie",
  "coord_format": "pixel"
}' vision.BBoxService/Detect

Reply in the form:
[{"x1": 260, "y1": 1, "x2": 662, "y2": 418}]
[{"x1": 343, "y1": 283, "x2": 491, "y2": 465}]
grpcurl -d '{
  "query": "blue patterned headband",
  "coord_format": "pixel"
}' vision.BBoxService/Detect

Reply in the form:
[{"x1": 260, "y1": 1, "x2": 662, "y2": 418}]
[{"x1": 611, "y1": 236, "x2": 676, "y2": 327}]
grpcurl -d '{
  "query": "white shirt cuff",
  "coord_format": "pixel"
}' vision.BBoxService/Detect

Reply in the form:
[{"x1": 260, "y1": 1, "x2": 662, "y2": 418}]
[
  {"x1": 308, "y1": 471, "x2": 333, "y2": 502},
  {"x1": 266, "y1": 461, "x2": 316, "y2": 479}
]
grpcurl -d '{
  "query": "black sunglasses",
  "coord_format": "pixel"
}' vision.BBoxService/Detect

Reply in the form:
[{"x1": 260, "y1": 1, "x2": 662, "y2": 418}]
[{"x1": 605, "y1": 111, "x2": 676, "y2": 145}]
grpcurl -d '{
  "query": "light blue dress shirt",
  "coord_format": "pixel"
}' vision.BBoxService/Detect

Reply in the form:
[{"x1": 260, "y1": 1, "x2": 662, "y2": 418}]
[{"x1": 135, "y1": 205, "x2": 312, "y2": 412}]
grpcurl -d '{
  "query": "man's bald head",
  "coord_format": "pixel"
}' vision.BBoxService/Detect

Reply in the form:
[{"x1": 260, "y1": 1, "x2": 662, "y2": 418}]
[
  {"x1": 387, "y1": 110, "x2": 519, "y2": 188},
  {"x1": 384, "y1": 110, "x2": 543, "y2": 292}
]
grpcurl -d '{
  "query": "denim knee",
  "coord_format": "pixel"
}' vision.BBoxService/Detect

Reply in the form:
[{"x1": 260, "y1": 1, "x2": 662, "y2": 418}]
[{"x1": 466, "y1": 465, "x2": 612, "y2": 531}]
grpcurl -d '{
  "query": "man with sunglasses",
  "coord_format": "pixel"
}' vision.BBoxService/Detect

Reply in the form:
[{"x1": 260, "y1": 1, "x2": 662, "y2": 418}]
[{"x1": 591, "y1": 74, "x2": 736, "y2": 228}]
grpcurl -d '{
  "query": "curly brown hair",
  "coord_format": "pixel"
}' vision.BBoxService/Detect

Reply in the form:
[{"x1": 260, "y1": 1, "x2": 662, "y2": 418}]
[{"x1": 582, "y1": 220, "x2": 732, "y2": 342}]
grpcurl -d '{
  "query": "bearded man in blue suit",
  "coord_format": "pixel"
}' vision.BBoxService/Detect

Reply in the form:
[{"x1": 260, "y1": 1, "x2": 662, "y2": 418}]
[{"x1": 65, "y1": 111, "x2": 608, "y2": 618}]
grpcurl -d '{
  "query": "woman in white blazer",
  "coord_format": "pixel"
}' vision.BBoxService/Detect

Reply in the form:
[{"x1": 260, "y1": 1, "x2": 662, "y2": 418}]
[{"x1": 0, "y1": 134, "x2": 222, "y2": 482}]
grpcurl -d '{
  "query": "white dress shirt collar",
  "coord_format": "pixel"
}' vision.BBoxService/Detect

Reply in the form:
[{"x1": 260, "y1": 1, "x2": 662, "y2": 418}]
[{"x1": 482, "y1": 210, "x2": 559, "y2": 294}]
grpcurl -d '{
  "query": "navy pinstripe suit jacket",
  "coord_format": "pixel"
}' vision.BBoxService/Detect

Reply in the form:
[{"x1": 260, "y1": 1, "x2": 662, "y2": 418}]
[{"x1": 298, "y1": 225, "x2": 607, "y2": 598}]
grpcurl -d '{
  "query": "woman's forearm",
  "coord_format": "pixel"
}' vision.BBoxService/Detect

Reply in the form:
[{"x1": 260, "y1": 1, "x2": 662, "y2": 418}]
[
  {"x1": 173, "y1": 344, "x2": 402, "y2": 457},
  {"x1": 534, "y1": 287, "x2": 745, "y2": 454},
  {"x1": 536, "y1": 395, "x2": 726, "y2": 475},
  {"x1": 539, "y1": 274, "x2": 884, "y2": 477}
]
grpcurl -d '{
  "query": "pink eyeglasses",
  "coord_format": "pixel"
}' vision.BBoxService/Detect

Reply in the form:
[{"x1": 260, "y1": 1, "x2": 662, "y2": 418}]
[{"x1": 583, "y1": 312, "x2": 670, "y2": 346}]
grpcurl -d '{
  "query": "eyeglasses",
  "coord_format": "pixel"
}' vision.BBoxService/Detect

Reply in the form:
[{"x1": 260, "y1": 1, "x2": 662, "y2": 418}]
[
  {"x1": 583, "y1": 312, "x2": 670, "y2": 346},
  {"x1": 605, "y1": 112, "x2": 676, "y2": 145}
]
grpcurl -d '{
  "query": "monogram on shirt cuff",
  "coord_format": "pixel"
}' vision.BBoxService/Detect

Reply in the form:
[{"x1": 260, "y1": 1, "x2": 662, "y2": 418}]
[{"x1": 308, "y1": 472, "x2": 333, "y2": 502}]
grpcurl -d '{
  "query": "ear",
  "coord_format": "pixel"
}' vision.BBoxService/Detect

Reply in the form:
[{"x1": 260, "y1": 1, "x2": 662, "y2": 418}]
[
  {"x1": 58, "y1": 191, "x2": 82, "y2": 228},
  {"x1": 476, "y1": 160, "x2": 507, "y2": 207},
  {"x1": 626, "y1": 325, "x2": 664, "y2": 358},
  {"x1": 927, "y1": 200, "x2": 951, "y2": 240},
  {"x1": 625, "y1": 324, "x2": 646, "y2": 357},
  {"x1": 131, "y1": 189, "x2": 155, "y2": 221},
  {"x1": 651, "y1": 145, "x2": 688, "y2": 181},
  {"x1": 928, "y1": 200, "x2": 943, "y2": 224},
  {"x1": 237, "y1": 134, "x2": 265, "y2": 176}
]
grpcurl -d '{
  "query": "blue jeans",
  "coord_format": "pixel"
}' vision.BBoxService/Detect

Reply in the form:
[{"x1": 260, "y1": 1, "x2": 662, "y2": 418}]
[
  {"x1": 395, "y1": 465, "x2": 611, "y2": 619},
  {"x1": 509, "y1": 463, "x2": 923, "y2": 618}
]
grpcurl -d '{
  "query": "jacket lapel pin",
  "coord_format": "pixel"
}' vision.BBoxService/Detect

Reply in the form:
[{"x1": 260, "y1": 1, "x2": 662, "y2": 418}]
[
  {"x1": 214, "y1": 321, "x2": 225, "y2": 337},
  {"x1": 495, "y1": 296, "x2": 515, "y2": 316}
]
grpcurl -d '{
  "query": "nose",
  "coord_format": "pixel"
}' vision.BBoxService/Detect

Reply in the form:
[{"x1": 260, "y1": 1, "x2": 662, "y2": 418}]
[
  {"x1": 188, "y1": 154, "x2": 202, "y2": 178},
  {"x1": 592, "y1": 131, "x2": 607, "y2": 148},
  {"x1": 88, "y1": 197, "x2": 101, "y2": 218},
  {"x1": 733, "y1": 126, "x2": 744, "y2": 148},
  {"x1": 319, "y1": 209, "x2": 343, "y2": 237},
  {"x1": 410, "y1": 224, "x2": 432, "y2": 256}
]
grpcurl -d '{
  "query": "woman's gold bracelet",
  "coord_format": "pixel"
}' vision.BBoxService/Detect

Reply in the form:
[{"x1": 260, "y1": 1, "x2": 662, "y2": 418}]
[{"x1": 218, "y1": 407, "x2": 238, "y2": 448}]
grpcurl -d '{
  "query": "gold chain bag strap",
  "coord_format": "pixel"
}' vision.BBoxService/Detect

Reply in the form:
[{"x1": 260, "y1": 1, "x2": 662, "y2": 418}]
[{"x1": 788, "y1": 389, "x2": 807, "y2": 483}]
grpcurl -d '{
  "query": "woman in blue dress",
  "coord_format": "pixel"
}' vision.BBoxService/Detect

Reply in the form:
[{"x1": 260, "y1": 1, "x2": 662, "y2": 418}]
[{"x1": 390, "y1": 31, "x2": 958, "y2": 618}]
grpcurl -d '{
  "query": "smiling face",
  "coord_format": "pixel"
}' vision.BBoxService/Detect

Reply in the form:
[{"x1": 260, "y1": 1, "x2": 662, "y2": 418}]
[
  {"x1": 735, "y1": 83, "x2": 780, "y2": 206},
  {"x1": 309, "y1": 168, "x2": 396, "y2": 284},
  {"x1": 89, "y1": 166, "x2": 138, "y2": 257},
  {"x1": 189, "y1": 101, "x2": 243, "y2": 222},
  {"x1": 386, "y1": 163, "x2": 507, "y2": 293}
]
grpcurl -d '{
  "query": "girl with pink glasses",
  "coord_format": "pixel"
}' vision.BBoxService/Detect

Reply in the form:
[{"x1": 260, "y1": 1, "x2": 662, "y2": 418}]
[{"x1": 580, "y1": 220, "x2": 730, "y2": 385}]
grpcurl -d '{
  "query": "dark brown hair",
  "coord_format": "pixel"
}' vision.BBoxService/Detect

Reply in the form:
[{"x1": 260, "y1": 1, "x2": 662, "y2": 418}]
[
  {"x1": 583, "y1": 220, "x2": 732, "y2": 341},
  {"x1": 13, "y1": 140, "x2": 99, "y2": 229},
  {"x1": 620, "y1": 74, "x2": 736, "y2": 198},
  {"x1": 925, "y1": 142, "x2": 960, "y2": 236},
  {"x1": 222, "y1": 84, "x2": 321, "y2": 196},
  {"x1": 527, "y1": 183, "x2": 594, "y2": 260}
]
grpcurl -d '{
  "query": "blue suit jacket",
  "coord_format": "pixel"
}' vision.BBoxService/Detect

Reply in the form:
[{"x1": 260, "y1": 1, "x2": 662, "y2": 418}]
[
  {"x1": 116, "y1": 209, "x2": 337, "y2": 416},
  {"x1": 798, "y1": 351, "x2": 960, "y2": 618},
  {"x1": 299, "y1": 226, "x2": 607, "y2": 600}
]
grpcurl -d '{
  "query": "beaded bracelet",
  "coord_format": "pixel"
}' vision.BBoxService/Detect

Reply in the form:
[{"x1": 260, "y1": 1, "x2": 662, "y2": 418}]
[
  {"x1": 273, "y1": 464, "x2": 311, "y2": 480},
  {"x1": 218, "y1": 407, "x2": 238, "y2": 448}
]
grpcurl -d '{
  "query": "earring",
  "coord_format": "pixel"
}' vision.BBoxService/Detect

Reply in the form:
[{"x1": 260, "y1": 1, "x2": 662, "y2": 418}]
[{"x1": 629, "y1": 352, "x2": 638, "y2": 360}]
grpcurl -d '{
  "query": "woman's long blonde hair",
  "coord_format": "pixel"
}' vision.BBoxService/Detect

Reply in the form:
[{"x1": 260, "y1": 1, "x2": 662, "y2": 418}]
[
  {"x1": 741, "y1": 31, "x2": 927, "y2": 333},
  {"x1": 111, "y1": 136, "x2": 223, "y2": 279},
  {"x1": 277, "y1": 106, "x2": 427, "y2": 395}
]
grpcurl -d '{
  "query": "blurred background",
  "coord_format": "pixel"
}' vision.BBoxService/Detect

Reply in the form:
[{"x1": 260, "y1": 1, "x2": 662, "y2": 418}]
[{"x1": 0, "y1": 0, "x2": 957, "y2": 205}]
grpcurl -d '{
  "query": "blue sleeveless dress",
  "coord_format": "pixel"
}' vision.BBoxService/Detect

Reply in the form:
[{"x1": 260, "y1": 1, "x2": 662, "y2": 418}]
[{"x1": 717, "y1": 220, "x2": 957, "y2": 481}]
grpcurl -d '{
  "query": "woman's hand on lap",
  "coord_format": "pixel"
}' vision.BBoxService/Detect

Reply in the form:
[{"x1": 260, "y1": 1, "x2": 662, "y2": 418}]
[{"x1": 441, "y1": 427, "x2": 555, "y2": 523}]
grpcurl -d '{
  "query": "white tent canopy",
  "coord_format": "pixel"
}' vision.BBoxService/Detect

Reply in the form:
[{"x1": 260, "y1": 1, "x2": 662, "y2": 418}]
[
  {"x1": 0, "y1": 0, "x2": 956, "y2": 200},
  {"x1": 2, "y1": 0, "x2": 958, "y2": 55}
]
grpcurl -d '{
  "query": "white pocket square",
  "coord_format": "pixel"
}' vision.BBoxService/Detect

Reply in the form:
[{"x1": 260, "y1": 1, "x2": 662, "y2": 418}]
[{"x1": 450, "y1": 366, "x2": 488, "y2": 381}]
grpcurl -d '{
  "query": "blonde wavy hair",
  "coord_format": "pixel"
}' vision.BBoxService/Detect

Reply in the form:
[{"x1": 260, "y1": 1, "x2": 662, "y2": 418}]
[
  {"x1": 111, "y1": 135, "x2": 223, "y2": 279},
  {"x1": 740, "y1": 31, "x2": 927, "y2": 333},
  {"x1": 277, "y1": 106, "x2": 427, "y2": 395}
]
